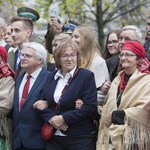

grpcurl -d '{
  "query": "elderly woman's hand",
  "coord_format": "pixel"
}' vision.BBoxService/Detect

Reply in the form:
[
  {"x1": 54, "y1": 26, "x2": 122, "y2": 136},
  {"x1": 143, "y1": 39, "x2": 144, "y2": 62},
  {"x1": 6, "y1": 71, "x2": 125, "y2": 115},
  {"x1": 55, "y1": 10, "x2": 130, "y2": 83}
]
[
  {"x1": 50, "y1": 115, "x2": 66, "y2": 129},
  {"x1": 75, "y1": 99, "x2": 83, "y2": 109},
  {"x1": 59, "y1": 123, "x2": 68, "y2": 131},
  {"x1": 105, "y1": 112, "x2": 112, "y2": 128},
  {"x1": 33, "y1": 100, "x2": 48, "y2": 110}
]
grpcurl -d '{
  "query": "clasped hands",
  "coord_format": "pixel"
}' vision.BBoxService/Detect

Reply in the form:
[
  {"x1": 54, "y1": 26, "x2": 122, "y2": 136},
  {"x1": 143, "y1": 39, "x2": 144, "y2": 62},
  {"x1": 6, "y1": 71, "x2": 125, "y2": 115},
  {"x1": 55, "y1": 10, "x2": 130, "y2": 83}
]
[
  {"x1": 49, "y1": 115, "x2": 68, "y2": 131},
  {"x1": 33, "y1": 101, "x2": 68, "y2": 131}
]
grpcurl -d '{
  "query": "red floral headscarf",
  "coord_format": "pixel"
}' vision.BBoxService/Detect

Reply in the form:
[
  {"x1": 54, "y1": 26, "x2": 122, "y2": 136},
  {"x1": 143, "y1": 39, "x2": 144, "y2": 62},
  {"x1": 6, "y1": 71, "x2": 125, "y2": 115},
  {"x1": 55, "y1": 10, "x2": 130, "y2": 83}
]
[
  {"x1": 0, "y1": 46, "x2": 7, "y2": 62},
  {"x1": 0, "y1": 46, "x2": 16, "y2": 78},
  {"x1": 121, "y1": 41, "x2": 150, "y2": 74}
]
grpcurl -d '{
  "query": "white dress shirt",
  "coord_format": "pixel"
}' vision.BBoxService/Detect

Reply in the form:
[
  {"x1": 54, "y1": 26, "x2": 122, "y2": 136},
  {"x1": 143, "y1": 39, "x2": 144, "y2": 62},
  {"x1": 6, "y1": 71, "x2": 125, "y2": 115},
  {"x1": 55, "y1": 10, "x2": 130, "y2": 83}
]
[
  {"x1": 19, "y1": 67, "x2": 42, "y2": 110},
  {"x1": 53, "y1": 67, "x2": 77, "y2": 136}
]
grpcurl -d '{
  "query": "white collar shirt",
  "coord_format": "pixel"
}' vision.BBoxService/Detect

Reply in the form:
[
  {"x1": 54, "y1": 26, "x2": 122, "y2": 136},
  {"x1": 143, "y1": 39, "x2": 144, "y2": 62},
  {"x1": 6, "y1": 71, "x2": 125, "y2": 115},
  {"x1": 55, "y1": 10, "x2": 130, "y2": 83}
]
[
  {"x1": 53, "y1": 67, "x2": 77, "y2": 136},
  {"x1": 19, "y1": 67, "x2": 42, "y2": 105}
]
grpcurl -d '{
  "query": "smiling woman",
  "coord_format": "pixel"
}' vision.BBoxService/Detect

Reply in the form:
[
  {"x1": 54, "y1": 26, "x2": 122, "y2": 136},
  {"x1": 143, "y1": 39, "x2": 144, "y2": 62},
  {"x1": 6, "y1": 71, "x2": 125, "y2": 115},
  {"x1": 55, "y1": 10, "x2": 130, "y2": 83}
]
[
  {"x1": 96, "y1": 41, "x2": 150, "y2": 150},
  {"x1": 35, "y1": 39, "x2": 98, "y2": 150},
  {"x1": 103, "y1": 30, "x2": 121, "y2": 59},
  {"x1": 54, "y1": 40, "x2": 81, "y2": 73}
]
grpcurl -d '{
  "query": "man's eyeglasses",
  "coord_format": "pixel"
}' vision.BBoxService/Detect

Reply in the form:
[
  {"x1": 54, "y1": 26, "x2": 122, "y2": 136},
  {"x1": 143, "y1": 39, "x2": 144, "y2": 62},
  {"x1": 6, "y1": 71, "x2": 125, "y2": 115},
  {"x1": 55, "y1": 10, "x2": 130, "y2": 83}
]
[
  {"x1": 19, "y1": 53, "x2": 37, "y2": 59},
  {"x1": 60, "y1": 53, "x2": 77, "y2": 60},
  {"x1": 147, "y1": 22, "x2": 150, "y2": 26},
  {"x1": 119, "y1": 36, "x2": 138, "y2": 42},
  {"x1": 107, "y1": 40, "x2": 118, "y2": 45},
  {"x1": 119, "y1": 53, "x2": 136, "y2": 58}
]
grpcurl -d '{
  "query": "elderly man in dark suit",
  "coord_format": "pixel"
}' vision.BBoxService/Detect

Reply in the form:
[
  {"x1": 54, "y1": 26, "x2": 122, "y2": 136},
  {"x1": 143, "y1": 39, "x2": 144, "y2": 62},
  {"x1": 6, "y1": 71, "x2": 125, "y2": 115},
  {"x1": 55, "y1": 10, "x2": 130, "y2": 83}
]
[{"x1": 13, "y1": 42, "x2": 50, "y2": 150}]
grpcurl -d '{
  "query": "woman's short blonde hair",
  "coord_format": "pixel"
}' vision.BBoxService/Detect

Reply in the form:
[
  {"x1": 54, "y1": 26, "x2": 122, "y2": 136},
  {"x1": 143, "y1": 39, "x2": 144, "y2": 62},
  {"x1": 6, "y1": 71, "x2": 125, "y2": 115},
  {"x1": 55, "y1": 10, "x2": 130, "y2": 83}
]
[
  {"x1": 54, "y1": 39, "x2": 81, "y2": 70},
  {"x1": 52, "y1": 33, "x2": 71, "y2": 45}
]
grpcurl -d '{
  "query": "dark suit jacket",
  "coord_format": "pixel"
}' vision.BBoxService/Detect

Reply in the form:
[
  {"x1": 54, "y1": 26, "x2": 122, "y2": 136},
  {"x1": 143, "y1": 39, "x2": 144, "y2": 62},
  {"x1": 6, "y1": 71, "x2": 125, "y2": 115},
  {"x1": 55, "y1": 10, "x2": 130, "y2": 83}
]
[
  {"x1": 8, "y1": 50, "x2": 25, "y2": 76},
  {"x1": 13, "y1": 68, "x2": 50, "y2": 149},
  {"x1": 106, "y1": 55, "x2": 120, "y2": 82},
  {"x1": 40, "y1": 68, "x2": 97, "y2": 136},
  {"x1": 144, "y1": 39, "x2": 150, "y2": 51},
  {"x1": 146, "y1": 52, "x2": 150, "y2": 61}
]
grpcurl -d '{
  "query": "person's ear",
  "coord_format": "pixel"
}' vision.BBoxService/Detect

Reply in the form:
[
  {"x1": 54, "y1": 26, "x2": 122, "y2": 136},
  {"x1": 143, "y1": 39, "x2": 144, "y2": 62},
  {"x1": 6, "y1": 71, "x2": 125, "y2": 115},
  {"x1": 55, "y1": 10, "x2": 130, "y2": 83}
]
[{"x1": 27, "y1": 30, "x2": 32, "y2": 37}]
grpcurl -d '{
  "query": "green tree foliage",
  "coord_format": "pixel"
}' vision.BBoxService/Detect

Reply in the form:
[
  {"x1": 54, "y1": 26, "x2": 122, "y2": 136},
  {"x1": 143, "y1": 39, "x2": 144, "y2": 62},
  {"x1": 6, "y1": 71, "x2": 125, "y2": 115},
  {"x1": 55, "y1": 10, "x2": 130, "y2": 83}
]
[
  {"x1": 34, "y1": 0, "x2": 150, "y2": 50},
  {"x1": 2, "y1": 0, "x2": 150, "y2": 50}
]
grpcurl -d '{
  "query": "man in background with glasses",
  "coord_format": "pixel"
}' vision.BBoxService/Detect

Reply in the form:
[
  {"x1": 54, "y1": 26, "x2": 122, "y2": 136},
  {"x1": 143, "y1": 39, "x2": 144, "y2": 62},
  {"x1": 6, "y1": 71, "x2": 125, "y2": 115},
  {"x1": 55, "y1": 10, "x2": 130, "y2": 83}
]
[
  {"x1": 106, "y1": 25, "x2": 150, "y2": 82},
  {"x1": 0, "y1": 17, "x2": 15, "y2": 53}
]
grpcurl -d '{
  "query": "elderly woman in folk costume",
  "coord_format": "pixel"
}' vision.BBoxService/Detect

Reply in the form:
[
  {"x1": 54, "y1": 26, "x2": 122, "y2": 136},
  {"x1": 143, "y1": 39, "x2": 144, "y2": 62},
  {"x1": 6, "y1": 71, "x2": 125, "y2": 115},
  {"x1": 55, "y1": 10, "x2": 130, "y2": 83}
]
[
  {"x1": 96, "y1": 41, "x2": 150, "y2": 150},
  {"x1": 0, "y1": 46, "x2": 16, "y2": 150}
]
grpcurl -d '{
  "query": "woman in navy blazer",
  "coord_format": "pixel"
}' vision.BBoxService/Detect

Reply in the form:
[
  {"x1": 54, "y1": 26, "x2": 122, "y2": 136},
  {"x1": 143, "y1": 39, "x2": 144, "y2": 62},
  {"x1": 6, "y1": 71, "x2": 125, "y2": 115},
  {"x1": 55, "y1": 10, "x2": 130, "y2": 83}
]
[{"x1": 34, "y1": 40, "x2": 97, "y2": 150}]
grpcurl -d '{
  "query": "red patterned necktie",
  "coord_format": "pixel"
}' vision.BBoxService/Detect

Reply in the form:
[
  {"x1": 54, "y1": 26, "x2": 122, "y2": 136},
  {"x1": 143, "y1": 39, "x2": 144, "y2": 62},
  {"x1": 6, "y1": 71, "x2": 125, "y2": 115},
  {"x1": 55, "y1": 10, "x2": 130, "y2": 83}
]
[{"x1": 20, "y1": 75, "x2": 31, "y2": 110}]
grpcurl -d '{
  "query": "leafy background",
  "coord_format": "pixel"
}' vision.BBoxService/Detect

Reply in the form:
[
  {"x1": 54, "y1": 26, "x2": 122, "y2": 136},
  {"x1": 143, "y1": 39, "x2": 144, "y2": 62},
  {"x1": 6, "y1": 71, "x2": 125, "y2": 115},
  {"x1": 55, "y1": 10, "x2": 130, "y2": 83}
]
[{"x1": 1, "y1": 0, "x2": 150, "y2": 51}]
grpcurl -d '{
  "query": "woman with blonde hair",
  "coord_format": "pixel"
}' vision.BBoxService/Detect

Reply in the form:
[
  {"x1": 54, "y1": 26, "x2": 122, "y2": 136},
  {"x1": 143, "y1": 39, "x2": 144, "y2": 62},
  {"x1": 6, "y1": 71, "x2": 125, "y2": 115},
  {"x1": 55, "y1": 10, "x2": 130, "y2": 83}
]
[
  {"x1": 47, "y1": 33, "x2": 71, "y2": 71},
  {"x1": 72, "y1": 24, "x2": 110, "y2": 105}
]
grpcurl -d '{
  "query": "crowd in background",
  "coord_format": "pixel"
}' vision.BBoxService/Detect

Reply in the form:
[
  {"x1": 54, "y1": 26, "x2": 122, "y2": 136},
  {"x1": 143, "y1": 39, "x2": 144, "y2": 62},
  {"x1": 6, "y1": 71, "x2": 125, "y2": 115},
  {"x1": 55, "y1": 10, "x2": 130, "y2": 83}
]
[{"x1": 0, "y1": 6, "x2": 150, "y2": 150}]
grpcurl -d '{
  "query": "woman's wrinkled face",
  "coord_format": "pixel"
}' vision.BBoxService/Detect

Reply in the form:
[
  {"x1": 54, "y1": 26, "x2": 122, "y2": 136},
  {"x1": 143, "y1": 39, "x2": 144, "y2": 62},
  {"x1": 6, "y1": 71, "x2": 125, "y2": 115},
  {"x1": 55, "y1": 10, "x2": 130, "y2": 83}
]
[
  {"x1": 107, "y1": 33, "x2": 119, "y2": 56},
  {"x1": 119, "y1": 50, "x2": 138, "y2": 71},
  {"x1": 59, "y1": 47, "x2": 77, "y2": 73}
]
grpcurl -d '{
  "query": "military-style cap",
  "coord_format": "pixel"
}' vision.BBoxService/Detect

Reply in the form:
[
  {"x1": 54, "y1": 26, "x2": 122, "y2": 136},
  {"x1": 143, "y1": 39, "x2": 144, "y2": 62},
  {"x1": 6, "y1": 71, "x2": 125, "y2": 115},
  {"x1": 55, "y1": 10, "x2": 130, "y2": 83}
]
[
  {"x1": 17, "y1": 7, "x2": 40, "y2": 21},
  {"x1": 62, "y1": 20, "x2": 79, "y2": 34}
]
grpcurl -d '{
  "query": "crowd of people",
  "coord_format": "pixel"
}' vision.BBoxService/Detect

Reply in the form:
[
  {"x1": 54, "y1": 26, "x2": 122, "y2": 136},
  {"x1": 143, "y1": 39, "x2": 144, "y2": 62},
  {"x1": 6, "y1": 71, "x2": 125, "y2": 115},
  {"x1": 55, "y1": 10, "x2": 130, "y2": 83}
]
[{"x1": 0, "y1": 5, "x2": 150, "y2": 150}]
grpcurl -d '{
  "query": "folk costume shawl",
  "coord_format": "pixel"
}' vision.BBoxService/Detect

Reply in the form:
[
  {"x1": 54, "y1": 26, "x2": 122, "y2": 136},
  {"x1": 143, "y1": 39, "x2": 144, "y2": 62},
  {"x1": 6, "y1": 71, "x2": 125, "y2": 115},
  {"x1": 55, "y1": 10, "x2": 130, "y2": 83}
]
[
  {"x1": 96, "y1": 69, "x2": 150, "y2": 150},
  {"x1": 0, "y1": 46, "x2": 15, "y2": 150}
]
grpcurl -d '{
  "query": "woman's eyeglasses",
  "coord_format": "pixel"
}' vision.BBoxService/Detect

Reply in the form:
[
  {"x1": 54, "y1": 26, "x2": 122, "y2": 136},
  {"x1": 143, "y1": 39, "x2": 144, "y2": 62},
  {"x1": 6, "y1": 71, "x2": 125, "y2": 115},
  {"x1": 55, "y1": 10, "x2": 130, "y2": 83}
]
[
  {"x1": 107, "y1": 40, "x2": 118, "y2": 45},
  {"x1": 119, "y1": 53, "x2": 136, "y2": 58},
  {"x1": 60, "y1": 53, "x2": 77, "y2": 60}
]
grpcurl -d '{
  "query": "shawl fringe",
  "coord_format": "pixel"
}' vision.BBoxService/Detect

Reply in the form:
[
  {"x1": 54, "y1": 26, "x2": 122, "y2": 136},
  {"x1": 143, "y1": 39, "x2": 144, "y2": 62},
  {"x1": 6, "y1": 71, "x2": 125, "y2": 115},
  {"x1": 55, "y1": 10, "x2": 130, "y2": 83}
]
[
  {"x1": 124, "y1": 116, "x2": 150, "y2": 150},
  {"x1": 0, "y1": 113, "x2": 12, "y2": 150}
]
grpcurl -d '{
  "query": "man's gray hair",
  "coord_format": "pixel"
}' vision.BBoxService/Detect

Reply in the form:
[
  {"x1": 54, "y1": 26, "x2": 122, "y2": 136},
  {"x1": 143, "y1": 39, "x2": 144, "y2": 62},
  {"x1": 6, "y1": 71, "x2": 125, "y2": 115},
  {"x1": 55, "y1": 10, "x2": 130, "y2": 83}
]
[
  {"x1": 121, "y1": 25, "x2": 142, "y2": 41},
  {"x1": 23, "y1": 42, "x2": 47, "y2": 67},
  {"x1": 0, "y1": 17, "x2": 6, "y2": 28}
]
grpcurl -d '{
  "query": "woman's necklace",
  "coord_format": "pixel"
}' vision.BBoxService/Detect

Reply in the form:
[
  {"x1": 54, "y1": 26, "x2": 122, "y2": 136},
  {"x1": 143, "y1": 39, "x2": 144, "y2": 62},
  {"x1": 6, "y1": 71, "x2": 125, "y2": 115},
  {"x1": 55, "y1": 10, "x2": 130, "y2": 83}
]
[
  {"x1": 116, "y1": 71, "x2": 126, "y2": 104},
  {"x1": 116, "y1": 71, "x2": 132, "y2": 106}
]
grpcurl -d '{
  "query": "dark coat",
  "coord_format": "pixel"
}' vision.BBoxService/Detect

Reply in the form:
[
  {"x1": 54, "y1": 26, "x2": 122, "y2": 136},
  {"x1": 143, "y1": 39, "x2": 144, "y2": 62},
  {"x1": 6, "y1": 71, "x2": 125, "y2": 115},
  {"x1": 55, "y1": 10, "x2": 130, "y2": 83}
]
[
  {"x1": 13, "y1": 68, "x2": 50, "y2": 149},
  {"x1": 106, "y1": 55, "x2": 120, "y2": 82},
  {"x1": 40, "y1": 68, "x2": 97, "y2": 136},
  {"x1": 144, "y1": 39, "x2": 150, "y2": 51}
]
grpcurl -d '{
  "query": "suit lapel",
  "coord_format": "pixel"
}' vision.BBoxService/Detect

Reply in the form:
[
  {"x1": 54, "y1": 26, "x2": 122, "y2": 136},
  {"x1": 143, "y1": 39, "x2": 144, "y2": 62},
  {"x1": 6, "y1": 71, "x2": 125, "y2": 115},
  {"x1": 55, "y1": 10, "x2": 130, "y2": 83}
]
[
  {"x1": 109, "y1": 56, "x2": 119, "y2": 80},
  {"x1": 25, "y1": 68, "x2": 46, "y2": 101}
]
